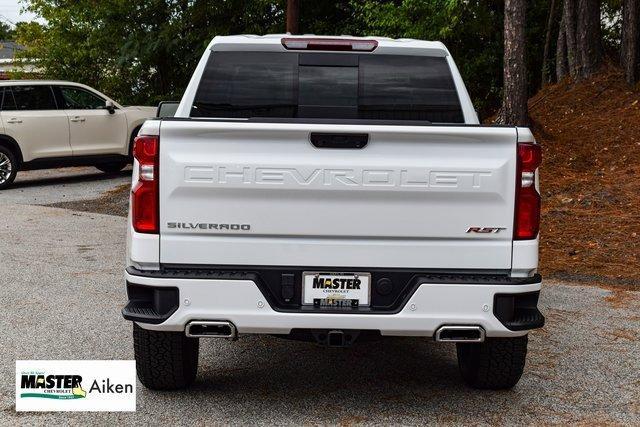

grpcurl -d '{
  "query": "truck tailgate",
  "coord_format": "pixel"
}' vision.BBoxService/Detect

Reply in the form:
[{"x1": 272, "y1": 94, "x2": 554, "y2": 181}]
[{"x1": 158, "y1": 120, "x2": 517, "y2": 269}]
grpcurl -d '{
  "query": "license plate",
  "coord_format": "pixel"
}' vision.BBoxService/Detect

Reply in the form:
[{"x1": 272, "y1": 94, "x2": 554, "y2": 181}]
[{"x1": 302, "y1": 272, "x2": 371, "y2": 307}]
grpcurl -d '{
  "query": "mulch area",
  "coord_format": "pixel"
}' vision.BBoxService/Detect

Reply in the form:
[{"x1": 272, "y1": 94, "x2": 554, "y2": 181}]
[
  {"x1": 47, "y1": 183, "x2": 130, "y2": 217},
  {"x1": 529, "y1": 65, "x2": 640, "y2": 285}
]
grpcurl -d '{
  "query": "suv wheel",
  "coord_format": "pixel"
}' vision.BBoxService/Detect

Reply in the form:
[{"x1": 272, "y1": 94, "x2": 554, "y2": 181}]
[
  {"x1": 133, "y1": 323, "x2": 199, "y2": 390},
  {"x1": 456, "y1": 335, "x2": 528, "y2": 389},
  {"x1": 95, "y1": 161, "x2": 127, "y2": 174},
  {"x1": 0, "y1": 146, "x2": 18, "y2": 190}
]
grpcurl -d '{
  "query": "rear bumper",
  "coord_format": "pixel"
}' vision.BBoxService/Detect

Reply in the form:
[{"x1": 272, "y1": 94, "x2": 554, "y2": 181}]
[{"x1": 123, "y1": 269, "x2": 543, "y2": 338}]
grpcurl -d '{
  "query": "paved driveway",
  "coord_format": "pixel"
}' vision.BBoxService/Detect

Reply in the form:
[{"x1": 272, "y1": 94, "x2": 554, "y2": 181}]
[
  {"x1": 2, "y1": 166, "x2": 131, "y2": 205},
  {"x1": 0, "y1": 168, "x2": 638, "y2": 425}
]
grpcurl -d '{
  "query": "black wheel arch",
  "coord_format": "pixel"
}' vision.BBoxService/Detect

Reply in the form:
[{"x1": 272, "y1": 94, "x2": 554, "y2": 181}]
[{"x1": 0, "y1": 135, "x2": 23, "y2": 166}]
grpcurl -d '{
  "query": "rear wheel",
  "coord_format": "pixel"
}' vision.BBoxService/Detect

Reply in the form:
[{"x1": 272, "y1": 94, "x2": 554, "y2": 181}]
[
  {"x1": 0, "y1": 146, "x2": 18, "y2": 190},
  {"x1": 456, "y1": 335, "x2": 528, "y2": 389},
  {"x1": 95, "y1": 161, "x2": 127, "y2": 174},
  {"x1": 133, "y1": 323, "x2": 199, "y2": 390}
]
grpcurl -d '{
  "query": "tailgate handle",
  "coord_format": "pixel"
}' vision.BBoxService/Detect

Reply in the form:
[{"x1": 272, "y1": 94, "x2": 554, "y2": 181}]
[{"x1": 310, "y1": 133, "x2": 368, "y2": 149}]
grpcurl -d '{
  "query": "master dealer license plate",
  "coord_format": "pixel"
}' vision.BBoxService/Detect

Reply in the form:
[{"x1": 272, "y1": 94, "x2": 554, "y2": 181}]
[{"x1": 302, "y1": 272, "x2": 371, "y2": 307}]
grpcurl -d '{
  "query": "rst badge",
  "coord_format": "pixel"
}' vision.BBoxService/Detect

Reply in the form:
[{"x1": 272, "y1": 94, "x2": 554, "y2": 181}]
[{"x1": 466, "y1": 227, "x2": 506, "y2": 234}]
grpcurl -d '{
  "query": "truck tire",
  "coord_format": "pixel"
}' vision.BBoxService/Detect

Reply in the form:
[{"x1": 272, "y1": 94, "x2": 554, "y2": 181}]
[
  {"x1": 0, "y1": 145, "x2": 18, "y2": 190},
  {"x1": 133, "y1": 323, "x2": 199, "y2": 390},
  {"x1": 96, "y1": 161, "x2": 128, "y2": 174},
  {"x1": 456, "y1": 335, "x2": 528, "y2": 389}
]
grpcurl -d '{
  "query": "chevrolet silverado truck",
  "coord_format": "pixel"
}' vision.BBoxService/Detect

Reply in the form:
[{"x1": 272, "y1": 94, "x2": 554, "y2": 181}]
[{"x1": 123, "y1": 34, "x2": 545, "y2": 391}]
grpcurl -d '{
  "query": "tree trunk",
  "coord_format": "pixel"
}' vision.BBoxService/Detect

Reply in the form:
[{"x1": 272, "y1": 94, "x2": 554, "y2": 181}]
[
  {"x1": 621, "y1": 0, "x2": 640, "y2": 84},
  {"x1": 556, "y1": 15, "x2": 569, "y2": 81},
  {"x1": 499, "y1": 0, "x2": 528, "y2": 126},
  {"x1": 562, "y1": 0, "x2": 579, "y2": 78},
  {"x1": 542, "y1": 0, "x2": 558, "y2": 85},
  {"x1": 575, "y1": 0, "x2": 602, "y2": 78},
  {"x1": 286, "y1": 0, "x2": 300, "y2": 34},
  {"x1": 557, "y1": 0, "x2": 602, "y2": 80}
]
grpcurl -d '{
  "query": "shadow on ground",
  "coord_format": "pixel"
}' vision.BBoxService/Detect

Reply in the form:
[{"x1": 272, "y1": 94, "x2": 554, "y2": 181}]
[
  {"x1": 134, "y1": 335, "x2": 506, "y2": 424},
  {"x1": 12, "y1": 169, "x2": 131, "y2": 189}
]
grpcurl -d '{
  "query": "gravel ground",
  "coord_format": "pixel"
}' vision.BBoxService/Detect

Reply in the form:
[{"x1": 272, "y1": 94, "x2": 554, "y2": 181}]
[{"x1": 0, "y1": 169, "x2": 638, "y2": 425}]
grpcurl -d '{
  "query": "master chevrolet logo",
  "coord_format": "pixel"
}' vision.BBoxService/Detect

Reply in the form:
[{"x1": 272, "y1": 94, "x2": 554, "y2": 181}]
[
  {"x1": 312, "y1": 276, "x2": 362, "y2": 290},
  {"x1": 20, "y1": 374, "x2": 86, "y2": 400},
  {"x1": 20, "y1": 373, "x2": 133, "y2": 399},
  {"x1": 16, "y1": 360, "x2": 136, "y2": 411}
]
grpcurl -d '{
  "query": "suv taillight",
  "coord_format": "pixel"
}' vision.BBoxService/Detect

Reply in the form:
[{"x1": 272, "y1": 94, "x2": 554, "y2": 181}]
[
  {"x1": 514, "y1": 142, "x2": 542, "y2": 240},
  {"x1": 132, "y1": 135, "x2": 159, "y2": 234}
]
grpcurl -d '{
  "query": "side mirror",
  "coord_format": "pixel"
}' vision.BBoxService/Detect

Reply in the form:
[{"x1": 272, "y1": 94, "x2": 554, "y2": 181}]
[{"x1": 105, "y1": 100, "x2": 115, "y2": 114}]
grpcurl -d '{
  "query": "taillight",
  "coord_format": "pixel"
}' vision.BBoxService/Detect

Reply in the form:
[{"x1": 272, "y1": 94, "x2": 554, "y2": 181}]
[
  {"x1": 514, "y1": 142, "x2": 542, "y2": 240},
  {"x1": 281, "y1": 37, "x2": 378, "y2": 52},
  {"x1": 132, "y1": 135, "x2": 159, "y2": 234}
]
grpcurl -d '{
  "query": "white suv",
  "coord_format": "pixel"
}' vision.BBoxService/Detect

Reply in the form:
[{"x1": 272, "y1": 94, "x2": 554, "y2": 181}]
[{"x1": 0, "y1": 81, "x2": 155, "y2": 189}]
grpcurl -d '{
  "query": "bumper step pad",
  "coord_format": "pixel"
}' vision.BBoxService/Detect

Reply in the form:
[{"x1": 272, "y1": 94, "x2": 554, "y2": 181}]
[
  {"x1": 494, "y1": 291, "x2": 545, "y2": 331},
  {"x1": 122, "y1": 283, "x2": 179, "y2": 324}
]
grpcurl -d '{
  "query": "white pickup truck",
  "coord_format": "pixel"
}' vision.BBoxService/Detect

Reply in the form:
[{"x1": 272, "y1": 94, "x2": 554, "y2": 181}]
[{"x1": 123, "y1": 34, "x2": 544, "y2": 391}]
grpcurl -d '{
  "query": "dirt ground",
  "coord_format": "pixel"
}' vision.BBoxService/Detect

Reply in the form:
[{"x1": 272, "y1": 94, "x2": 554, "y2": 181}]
[
  {"x1": 46, "y1": 182, "x2": 131, "y2": 217},
  {"x1": 529, "y1": 66, "x2": 640, "y2": 285}
]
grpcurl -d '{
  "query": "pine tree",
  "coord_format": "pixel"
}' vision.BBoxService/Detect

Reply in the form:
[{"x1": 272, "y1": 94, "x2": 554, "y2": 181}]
[{"x1": 499, "y1": 0, "x2": 528, "y2": 125}]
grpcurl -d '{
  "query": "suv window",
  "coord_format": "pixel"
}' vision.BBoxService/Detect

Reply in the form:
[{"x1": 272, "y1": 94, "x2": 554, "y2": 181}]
[
  {"x1": 191, "y1": 52, "x2": 464, "y2": 123},
  {"x1": 2, "y1": 85, "x2": 57, "y2": 111},
  {"x1": 1, "y1": 88, "x2": 16, "y2": 110},
  {"x1": 60, "y1": 86, "x2": 105, "y2": 109}
]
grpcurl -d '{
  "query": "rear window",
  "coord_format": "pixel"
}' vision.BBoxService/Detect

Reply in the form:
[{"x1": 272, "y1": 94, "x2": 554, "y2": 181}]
[
  {"x1": 2, "y1": 85, "x2": 57, "y2": 111},
  {"x1": 191, "y1": 52, "x2": 464, "y2": 123}
]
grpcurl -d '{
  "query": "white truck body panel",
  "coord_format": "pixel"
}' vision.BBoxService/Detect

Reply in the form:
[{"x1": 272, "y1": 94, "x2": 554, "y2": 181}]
[{"x1": 157, "y1": 121, "x2": 518, "y2": 269}]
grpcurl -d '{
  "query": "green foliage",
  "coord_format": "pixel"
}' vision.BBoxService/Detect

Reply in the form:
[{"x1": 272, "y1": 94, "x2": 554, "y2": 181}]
[
  {"x1": 0, "y1": 21, "x2": 15, "y2": 40},
  {"x1": 350, "y1": 0, "x2": 554, "y2": 118},
  {"x1": 525, "y1": 0, "x2": 554, "y2": 91},
  {"x1": 13, "y1": 0, "x2": 609, "y2": 115},
  {"x1": 16, "y1": 0, "x2": 285, "y2": 105},
  {"x1": 601, "y1": 0, "x2": 623, "y2": 52}
]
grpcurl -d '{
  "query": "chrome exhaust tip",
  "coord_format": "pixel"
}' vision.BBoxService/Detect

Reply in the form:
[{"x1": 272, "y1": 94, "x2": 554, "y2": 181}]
[
  {"x1": 434, "y1": 325, "x2": 485, "y2": 343},
  {"x1": 185, "y1": 321, "x2": 237, "y2": 339}
]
